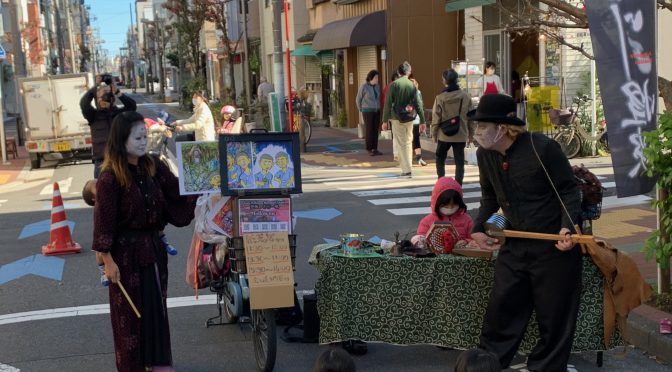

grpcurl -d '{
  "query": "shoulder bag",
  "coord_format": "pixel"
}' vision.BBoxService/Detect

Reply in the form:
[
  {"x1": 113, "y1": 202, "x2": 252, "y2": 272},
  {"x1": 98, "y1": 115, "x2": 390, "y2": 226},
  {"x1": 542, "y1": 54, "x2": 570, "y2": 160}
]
[
  {"x1": 439, "y1": 98, "x2": 463, "y2": 136},
  {"x1": 394, "y1": 87, "x2": 419, "y2": 123}
]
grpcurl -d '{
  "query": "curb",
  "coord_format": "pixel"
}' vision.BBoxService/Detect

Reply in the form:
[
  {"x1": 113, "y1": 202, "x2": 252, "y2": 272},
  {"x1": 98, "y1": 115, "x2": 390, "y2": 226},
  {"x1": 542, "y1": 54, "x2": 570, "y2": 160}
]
[{"x1": 625, "y1": 305, "x2": 672, "y2": 363}]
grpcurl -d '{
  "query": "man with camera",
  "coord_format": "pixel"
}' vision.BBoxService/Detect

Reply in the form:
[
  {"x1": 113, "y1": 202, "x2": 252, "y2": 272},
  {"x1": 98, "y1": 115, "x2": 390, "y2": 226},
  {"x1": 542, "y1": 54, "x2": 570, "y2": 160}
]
[{"x1": 80, "y1": 74, "x2": 137, "y2": 177}]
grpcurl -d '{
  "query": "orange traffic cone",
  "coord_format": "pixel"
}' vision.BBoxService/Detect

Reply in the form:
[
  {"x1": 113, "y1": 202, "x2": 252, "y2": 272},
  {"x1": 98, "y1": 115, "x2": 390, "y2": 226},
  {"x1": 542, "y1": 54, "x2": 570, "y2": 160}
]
[{"x1": 42, "y1": 182, "x2": 81, "y2": 256}]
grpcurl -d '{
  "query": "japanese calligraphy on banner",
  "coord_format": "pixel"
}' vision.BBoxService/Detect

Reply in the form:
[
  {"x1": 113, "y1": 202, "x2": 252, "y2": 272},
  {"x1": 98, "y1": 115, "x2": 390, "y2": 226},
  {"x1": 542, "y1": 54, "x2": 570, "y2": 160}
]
[{"x1": 586, "y1": 0, "x2": 657, "y2": 197}]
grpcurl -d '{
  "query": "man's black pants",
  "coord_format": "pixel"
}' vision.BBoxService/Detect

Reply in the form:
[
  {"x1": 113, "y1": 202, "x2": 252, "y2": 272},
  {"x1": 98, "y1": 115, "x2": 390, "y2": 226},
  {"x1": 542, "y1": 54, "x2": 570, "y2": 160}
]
[{"x1": 479, "y1": 244, "x2": 583, "y2": 372}]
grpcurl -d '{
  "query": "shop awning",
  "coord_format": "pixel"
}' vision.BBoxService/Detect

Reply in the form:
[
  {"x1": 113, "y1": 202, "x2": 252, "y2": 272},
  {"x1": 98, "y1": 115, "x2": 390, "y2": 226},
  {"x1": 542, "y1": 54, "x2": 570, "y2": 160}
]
[
  {"x1": 291, "y1": 45, "x2": 320, "y2": 57},
  {"x1": 312, "y1": 11, "x2": 386, "y2": 51},
  {"x1": 445, "y1": 0, "x2": 495, "y2": 12}
]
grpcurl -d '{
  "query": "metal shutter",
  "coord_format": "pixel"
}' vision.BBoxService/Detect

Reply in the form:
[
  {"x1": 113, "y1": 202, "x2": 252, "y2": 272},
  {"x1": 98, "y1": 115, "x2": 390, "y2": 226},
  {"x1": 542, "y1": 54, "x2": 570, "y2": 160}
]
[
  {"x1": 357, "y1": 46, "x2": 377, "y2": 86},
  {"x1": 305, "y1": 56, "x2": 322, "y2": 83}
]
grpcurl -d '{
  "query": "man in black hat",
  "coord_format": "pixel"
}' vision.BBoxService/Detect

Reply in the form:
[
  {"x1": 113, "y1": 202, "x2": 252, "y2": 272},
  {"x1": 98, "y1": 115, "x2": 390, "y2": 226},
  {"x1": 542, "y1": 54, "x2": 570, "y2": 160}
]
[{"x1": 467, "y1": 94, "x2": 582, "y2": 372}]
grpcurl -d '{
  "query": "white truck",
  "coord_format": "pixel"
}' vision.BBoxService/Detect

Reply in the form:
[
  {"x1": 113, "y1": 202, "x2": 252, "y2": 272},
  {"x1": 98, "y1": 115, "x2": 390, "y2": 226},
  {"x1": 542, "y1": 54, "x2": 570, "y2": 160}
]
[{"x1": 19, "y1": 73, "x2": 94, "y2": 169}]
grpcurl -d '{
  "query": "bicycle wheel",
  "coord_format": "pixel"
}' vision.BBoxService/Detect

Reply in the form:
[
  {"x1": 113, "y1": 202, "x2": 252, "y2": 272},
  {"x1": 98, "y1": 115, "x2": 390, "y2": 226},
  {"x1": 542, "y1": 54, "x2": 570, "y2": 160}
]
[
  {"x1": 252, "y1": 309, "x2": 277, "y2": 372},
  {"x1": 302, "y1": 118, "x2": 312, "y2": 144},
  {"x1": 554, "y1": 131, "x2": 581, "y2": 159}
]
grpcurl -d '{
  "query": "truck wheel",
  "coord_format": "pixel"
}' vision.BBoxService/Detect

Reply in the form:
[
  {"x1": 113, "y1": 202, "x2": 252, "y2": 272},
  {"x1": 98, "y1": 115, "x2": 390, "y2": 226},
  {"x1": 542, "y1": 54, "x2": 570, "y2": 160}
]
[{"x1": 30, "y1": 153, "x2": 41, "y2": 170}]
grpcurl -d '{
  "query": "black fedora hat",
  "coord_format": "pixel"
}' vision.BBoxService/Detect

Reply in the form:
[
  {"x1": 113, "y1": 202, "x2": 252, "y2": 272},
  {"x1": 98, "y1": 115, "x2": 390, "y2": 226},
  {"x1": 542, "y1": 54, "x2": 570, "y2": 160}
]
[{"x1": 467, "y1": 94, "x2": 526, "y2": 126}]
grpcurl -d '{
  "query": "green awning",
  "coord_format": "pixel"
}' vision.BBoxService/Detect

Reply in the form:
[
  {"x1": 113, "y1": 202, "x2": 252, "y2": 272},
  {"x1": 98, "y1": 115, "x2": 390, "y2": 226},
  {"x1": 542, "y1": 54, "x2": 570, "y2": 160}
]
[
  {"x1": 291, "y1": 45, "x2": 319, "y2": 57},
  {"x1": 445, "y1": 0, "x2": 495, "y2": 12}
]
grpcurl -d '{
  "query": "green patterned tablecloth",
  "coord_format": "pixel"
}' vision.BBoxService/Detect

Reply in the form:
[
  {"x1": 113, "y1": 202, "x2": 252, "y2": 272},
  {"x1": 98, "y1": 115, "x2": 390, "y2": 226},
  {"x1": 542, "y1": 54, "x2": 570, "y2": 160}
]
[{"x1": 316, "y1": 250, "x2": 618, "y2": 352}]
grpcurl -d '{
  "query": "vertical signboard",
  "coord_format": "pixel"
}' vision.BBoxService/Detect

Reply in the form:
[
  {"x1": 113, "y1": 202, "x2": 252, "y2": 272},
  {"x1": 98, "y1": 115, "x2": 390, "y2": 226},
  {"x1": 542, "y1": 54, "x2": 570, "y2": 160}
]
[{"x1": 586, "y1": 0, "x2": 657, "y2": 197}]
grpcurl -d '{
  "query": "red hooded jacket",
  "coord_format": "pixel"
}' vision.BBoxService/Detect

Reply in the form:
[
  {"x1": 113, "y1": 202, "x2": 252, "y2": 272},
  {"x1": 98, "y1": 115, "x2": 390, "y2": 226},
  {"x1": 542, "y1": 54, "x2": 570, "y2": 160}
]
[{"x1": 417, "y1": 177, "x2": 474, "y2": 240}]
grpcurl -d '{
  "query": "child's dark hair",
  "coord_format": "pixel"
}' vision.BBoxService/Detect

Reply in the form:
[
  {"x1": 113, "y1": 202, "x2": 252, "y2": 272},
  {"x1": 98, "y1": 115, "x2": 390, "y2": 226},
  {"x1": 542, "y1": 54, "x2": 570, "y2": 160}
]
[
  {"x1": 454, "y1": 348, "x2": 500, "y2": 372},
  {"x1": 314, "y1": 348, "x2": 356, "y2": 372},
  {"x1": 435, "y1": 189, "x2": 467, "y2": 215},
  {"x1": 82, "y1": 180, "x2": 96, "y2": 207}
]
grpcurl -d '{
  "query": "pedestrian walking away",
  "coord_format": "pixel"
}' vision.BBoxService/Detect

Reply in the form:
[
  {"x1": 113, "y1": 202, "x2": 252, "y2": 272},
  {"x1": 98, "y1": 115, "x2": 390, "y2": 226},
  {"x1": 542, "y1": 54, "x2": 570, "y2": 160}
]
[
  {"x1": 382, "y1": 61, "x2": 425, "y2": 178},
  {"x1": 380, "y1": 71, "x2": 400, "y2": 160},
  {"x1": 431, "y1": 68, "x2": 473, "y2": 184},
  {"x1": 80, "y1": 73, "x2": 137, "y2": 178},
  {"x1": 408, "y1": 75, "x2": 427, "y2": 166},
  {"x1": 174, "y1": 91, "x2": 216, "y2": 141},
  {"x1": 467, "y1": 94, "x2": 582, "y2": 372},
  {"x1": 92, "y1": 111, "x2": 197, "y2": 371},
  {"x1": 356, "y1": 69, "x2": 382, "y2": 156}
]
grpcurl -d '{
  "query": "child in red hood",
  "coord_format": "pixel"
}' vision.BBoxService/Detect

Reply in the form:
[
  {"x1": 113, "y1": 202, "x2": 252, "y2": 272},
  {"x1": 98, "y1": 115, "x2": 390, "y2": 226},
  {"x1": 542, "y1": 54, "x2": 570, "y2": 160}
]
[{"x1": 417, "y1": 177, "x2": 473, "y2": 246}]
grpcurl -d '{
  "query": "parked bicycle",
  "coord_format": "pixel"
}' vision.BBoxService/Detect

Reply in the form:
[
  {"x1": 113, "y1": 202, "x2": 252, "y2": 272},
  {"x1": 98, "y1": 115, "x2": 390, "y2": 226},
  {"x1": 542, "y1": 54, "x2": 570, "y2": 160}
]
[
  {"x1": 548, "y1": 95, "x2": 609, "y2": 159},
  {"x1": 205, "y1": 235, "x2": 297, "y2": 372},
  {"x1": 286, "y1": 93, "x2": 312, "y2": 145}
]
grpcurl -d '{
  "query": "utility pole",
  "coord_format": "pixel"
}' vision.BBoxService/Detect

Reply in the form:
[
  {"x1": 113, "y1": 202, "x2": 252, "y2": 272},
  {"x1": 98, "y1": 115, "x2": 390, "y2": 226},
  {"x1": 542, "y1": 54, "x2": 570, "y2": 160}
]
[
  {"x1": 54, "y1": 0, "x2": 66, "y2": 73},
  {"x1": 241, "y1": 0, "x2": 251, "y2": 108},
  {"x1": 9, "y1": 0, "x2": 26, "y2": 77},
  {"x1": 272, "y1": 0, "x2": 286, "y2": 131},
  {"x1": 64, "y1": 0, "x2": 78, "y2": 73},
  {"x1": 129, "y1": 3, "x2": 136, "y2": 92}
]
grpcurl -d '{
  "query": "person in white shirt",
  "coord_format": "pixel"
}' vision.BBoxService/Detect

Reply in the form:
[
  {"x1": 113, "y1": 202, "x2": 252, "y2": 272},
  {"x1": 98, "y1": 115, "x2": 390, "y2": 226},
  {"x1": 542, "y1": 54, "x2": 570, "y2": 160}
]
[{"x1": 175, "y1": 92, "x2": 216, "y2": 141}]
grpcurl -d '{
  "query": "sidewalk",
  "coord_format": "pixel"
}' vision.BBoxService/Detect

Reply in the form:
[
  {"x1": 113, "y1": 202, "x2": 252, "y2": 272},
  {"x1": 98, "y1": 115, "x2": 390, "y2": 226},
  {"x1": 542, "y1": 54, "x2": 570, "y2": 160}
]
[
  {"x1": 0, "y1": 145, "x2": 30, "y2": 187},
  {"x1": 305, "y1": 124, "x2": 672, "y2": 363}
]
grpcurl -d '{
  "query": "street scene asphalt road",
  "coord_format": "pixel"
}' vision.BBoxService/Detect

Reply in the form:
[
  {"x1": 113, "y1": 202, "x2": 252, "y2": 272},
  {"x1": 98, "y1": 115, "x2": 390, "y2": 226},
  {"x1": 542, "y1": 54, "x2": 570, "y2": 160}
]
[{"x1": 1, "y1": 95, "x2": 670, "y2": 372}]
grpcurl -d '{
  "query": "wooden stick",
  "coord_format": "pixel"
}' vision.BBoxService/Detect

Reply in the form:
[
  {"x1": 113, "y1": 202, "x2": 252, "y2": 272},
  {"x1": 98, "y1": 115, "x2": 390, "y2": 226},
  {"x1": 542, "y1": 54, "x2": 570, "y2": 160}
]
[
  {"x1": 117, "y1": 281, "x2": 141, "y2": 319},
  {"x1": 488, "y1": 229, "x2": 595, "y2": 244}
]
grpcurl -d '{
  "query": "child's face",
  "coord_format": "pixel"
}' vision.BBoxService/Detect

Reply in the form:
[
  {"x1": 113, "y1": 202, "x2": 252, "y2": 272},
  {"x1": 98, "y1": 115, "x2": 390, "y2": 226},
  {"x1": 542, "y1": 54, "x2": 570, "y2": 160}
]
[
  {"x1": 237, "y1": 155, "x2": 250, "y2": 168},
  {"x1": 223, "y1": 113, "x2": 232, "y2": 120},
  {"x1": 276, "y1": 156, "x2": 287, "y2": 169},
  {"x1": 260, "y1": 158, "x2": 272, "y2": 171}
]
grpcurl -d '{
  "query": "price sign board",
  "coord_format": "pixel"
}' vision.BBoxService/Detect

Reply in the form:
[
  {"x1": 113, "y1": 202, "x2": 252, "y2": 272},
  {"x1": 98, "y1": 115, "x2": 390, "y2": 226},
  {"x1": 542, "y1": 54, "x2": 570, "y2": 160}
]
[{"x1": 243, "y1": 232, "x2": 295, "y2": 309}]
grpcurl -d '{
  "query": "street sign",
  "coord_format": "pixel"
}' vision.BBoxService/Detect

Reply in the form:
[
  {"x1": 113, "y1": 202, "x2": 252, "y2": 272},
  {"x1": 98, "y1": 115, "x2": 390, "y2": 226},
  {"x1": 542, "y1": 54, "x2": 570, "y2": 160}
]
[{"x1": 0, "y1": 45, "x2": 6, "y2": 60}]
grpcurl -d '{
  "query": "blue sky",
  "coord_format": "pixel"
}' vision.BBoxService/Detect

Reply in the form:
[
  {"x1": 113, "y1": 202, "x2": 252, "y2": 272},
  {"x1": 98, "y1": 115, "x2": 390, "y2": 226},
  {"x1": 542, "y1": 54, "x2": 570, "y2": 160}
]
[{"x1": 87, "y1": 0, "x2": 135, "y2": 58}]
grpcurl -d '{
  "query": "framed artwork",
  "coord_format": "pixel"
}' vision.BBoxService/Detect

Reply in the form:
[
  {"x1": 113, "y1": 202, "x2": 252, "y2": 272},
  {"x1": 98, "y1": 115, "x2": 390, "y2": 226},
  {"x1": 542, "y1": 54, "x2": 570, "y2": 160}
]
[
  {"x1": 219, "y1": 132, "x2": 302, "y2": 196},
  {"x1": 237, "y1": 198, "x2": 292, "y2": 235},
  {"x1": 176, "y1": 141, "x2": 221, "y2": 195}
]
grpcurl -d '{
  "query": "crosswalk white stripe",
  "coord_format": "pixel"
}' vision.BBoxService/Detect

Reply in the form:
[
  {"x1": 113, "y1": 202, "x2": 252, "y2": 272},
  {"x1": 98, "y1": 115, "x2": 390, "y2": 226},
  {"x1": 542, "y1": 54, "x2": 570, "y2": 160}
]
[
  {"x1": 368, "y1": 191, "x2": 482, "y2": 206},
  {"x1": 322, "y1": 174, "x2": 440, "y2": 186},
  {"x1": 352, "y1": 182, "x2": 481, "y2": 197},
  {"x1": 388, "y1": 202, "x2": 482, "y2": 216},
  {"x1": 337, "y1": 175, "x2": 483, "y2": 191}
]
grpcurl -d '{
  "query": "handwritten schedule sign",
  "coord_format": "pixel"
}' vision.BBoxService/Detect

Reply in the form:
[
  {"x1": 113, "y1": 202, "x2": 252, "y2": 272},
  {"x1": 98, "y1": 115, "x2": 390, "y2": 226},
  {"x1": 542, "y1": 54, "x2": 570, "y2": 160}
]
[{"x1": 243, "y1": 232, "x2": 295, "y2": 309}]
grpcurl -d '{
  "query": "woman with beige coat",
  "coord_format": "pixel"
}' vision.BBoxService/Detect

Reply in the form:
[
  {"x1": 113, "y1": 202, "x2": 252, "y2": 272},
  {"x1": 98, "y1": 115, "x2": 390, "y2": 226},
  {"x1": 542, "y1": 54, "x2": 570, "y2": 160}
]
[
  {"x1": 431, "y1": 69, "x2": 473, "y2": 184},
  {"x1": 175, "y1": 92, "x2": 216, "y2": 141}
]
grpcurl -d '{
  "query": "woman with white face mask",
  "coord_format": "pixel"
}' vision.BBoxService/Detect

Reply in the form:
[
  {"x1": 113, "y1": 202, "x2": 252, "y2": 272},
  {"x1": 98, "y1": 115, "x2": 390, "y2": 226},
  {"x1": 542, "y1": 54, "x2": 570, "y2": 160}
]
[
  {"x1": 93, "y1": 111, "x2": 197, "y2": 371},
  {"x1": 174, "y1": 92, "x2": 216, "y2": 141},
  {"x1": 415, "y1": 177, "x2": 474, "y2": 253}
]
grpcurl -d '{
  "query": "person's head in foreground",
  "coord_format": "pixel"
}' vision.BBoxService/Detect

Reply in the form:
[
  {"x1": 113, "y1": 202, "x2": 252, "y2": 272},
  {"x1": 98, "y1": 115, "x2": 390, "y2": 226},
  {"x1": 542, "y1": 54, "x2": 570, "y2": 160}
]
[
  {"x1": 467, "y1": 94, "x2": 526, "y2": 152},
  {"x1": 454, "y1": 348, "x2": 500, "y2": 372},
  {"x1": 82, "y1": 179, "x2": 97, "y2": 206},
  {"x1": 314, "y1": 347, "x2": 356, "y2": 372}
]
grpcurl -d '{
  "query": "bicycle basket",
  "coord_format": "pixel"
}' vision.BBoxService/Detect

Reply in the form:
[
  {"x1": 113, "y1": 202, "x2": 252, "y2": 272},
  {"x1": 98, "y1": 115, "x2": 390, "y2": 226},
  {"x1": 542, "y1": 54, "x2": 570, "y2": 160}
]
[{"x1": 548, "y1": 108, "x2": 573, "y2": 126}]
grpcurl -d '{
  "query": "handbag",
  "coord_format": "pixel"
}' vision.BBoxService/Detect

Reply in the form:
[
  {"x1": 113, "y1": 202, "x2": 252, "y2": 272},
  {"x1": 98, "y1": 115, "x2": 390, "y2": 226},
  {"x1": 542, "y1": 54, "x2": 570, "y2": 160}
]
[
  {"x1": 439, "y1": 98, "x2": 463, "y2": 136},
  {"x1": 379, "y1": 129, "x2": 392, "y2": 140},
  {"x1": 394, "y1": 87, "x2": 419, "y2": 123}
]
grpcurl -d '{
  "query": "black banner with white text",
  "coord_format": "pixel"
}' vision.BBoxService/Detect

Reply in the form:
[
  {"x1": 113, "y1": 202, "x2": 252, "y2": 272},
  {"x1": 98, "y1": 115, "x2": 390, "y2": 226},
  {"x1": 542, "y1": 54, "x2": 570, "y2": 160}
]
[{"x1": 586, "y1": 0, "x2": 657, "y2": 197}]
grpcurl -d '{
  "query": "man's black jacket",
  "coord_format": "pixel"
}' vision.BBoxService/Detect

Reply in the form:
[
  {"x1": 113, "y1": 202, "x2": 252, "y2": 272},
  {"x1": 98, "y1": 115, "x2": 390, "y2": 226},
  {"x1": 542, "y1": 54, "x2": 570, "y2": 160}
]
[{"x1": 80, "y1": 87, "x2": 137, "y2": 160}]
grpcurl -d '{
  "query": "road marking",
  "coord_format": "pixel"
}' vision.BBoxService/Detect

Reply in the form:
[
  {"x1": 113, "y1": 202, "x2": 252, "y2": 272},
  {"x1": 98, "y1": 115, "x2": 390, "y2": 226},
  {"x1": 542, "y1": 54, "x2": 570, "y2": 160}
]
[
  {"x1": 39, "y1": 177, "x2": 72, "y2": 195},
  {"x1": 18, "y1": 219, "x2": 75, "y2": 240},
  {"x1": 0, "y1": 295, "x2": 224, "y2": 325},
  {"x1": 0, "y1": 363, "x2": 20, "y2": 371},
  {"x1": 0, "y1": 255, "x2": 65, "y2": 285}
]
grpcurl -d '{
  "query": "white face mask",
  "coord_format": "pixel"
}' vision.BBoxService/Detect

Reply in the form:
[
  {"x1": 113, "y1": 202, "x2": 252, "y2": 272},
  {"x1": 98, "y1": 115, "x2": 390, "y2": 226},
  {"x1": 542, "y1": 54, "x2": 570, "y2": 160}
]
[
  {"x1": 126, "y1": 124, "x2": 148, "y2": 158},
  {"x1": 440, "y1": 206, "x2": 459, "y2": 216},
  {"x1": 192, "y1": 98, "x2": 200, "y2": 107},
  {"x1": 474, "y1": 125, "x2": 504, "y2": 149}
]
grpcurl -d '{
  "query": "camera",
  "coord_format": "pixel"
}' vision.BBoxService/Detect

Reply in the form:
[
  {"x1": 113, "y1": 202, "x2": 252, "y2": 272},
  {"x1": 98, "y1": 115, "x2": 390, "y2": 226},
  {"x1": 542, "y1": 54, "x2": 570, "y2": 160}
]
[{"x1": 100, "y1": 74, "x2": 113, "y2": 86}]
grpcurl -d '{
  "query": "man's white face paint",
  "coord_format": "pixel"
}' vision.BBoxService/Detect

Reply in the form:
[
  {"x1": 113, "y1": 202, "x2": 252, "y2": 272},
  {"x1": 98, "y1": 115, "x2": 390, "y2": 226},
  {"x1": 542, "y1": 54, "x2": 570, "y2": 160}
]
[
  {"x1": 126, "y1": 123, "x2": 148, "y2": 158},
  {"x1": 474, "y1": 123, "x2": 503, "y2": 149}
]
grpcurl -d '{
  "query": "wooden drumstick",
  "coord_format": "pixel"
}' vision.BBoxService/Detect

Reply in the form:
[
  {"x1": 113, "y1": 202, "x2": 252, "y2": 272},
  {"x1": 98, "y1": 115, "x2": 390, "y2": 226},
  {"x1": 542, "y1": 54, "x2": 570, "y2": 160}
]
[{"x1": 117, "y1": 281, "x2": 141, "y2": 319}]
